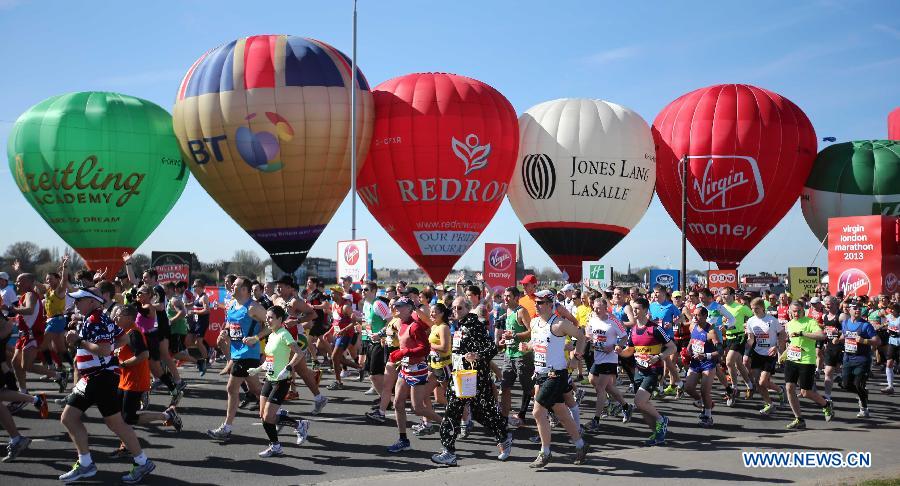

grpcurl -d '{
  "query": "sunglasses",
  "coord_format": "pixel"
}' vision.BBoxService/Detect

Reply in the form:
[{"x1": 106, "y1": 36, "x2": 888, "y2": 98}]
[{"x1": 452, "y1": 305, "x2": 466, "y2": 310}]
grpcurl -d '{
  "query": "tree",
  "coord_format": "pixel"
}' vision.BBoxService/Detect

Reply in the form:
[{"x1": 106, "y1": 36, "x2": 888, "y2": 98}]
[
  {"x1": 3, "y1": 241, "x2": 43, "y2": 274},
  {"x1": 227, "y1": 250, "x2": 264, "y2": 280}
]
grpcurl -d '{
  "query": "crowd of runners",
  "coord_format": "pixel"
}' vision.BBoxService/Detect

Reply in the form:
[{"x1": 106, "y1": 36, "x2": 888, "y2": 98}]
[{"x1": 1, "y1": 253, "x2": 899, "y2": 482}]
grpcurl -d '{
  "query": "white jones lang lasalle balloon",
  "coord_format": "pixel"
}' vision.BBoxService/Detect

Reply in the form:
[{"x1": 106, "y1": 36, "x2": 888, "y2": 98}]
[{"x1": 507, "y1": 98, "x2": 656, "y2": 282}]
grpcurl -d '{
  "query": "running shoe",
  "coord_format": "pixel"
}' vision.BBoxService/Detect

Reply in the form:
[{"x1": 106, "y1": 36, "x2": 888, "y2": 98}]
[
  {"x1": 365, "y1": 409, "x2": 386, "y2": 423},
  {"x1": 692, "y1": 399, "x2": 703, "y2": 409},
  {"x1": 121, "y1": 459, "x2": 156, "y2": 484},
  {"x1": 140, "y1": 391, "x2": 150, "y2": 411},
  {"x1": 497, "y1": 433, "x2": 513, "y2": 461},
  {"x1": 856, "y1": 408, "x2": 870, "y2": 418},
  {"x1": 311, "y1": 395, "x2": 329, "y2": 415},
  {"x1": 6, "y1": 402, "x2": 26, "y2": 415},
  {"x1": 548, "y1": 412, "x2": 559, "y2": 428},
  {"x1": 528, "y1": 435, "x2": 541, "y2": 443},
  {"x1": 654, "y1": 415, "x2": 669, "y2": 445},
  {"x1": 387, "y1": 438, "x2": 411, "y2": 453},
  {"x1": 326, "y1": 381, "x2": 345, "y2": 390},
  {"x1": 357, "y1": 369, "x2": 366, "y2": 382},
  {"x1": 759, "y1": 403, "x2": 775, "y2": 416},
  {"x1": 169, "y1": 388, "x2": 184, "y2": 408},
  {"x1": 258, "y1": 443, "x2": 285, "y2": 457},
  {"x1": 786, "y1": 417, "x2": 806, "y2": 430},
  {"x1": 364, "y1": 387, "x2": 379, "y2": 395},
  {"x1": 109, "y1": 444, "x2": 129, "y2": 459},
  {"x1": 2, "y1": 436, "x2": 31, "y2": 463},
  {"x1": 284, "y1": 390, "x2": 300, "y2": 401},
  {"x1": 461, "y1": 420, "x2": 473, "y2": 439},
  {"x1": 881, "y1": 386, "x2": 894, "y2": 395},
  {"x1": 584, "y1": 417, "x2": 600, "y2": 434},
  {"x1": 59, "y1": 461, "x2": 98, "y2": 482},
  {"x1": 295, "y1": 420, "x2": 310, "y2": 445},
  {"x1": 529, "y1": 451, "x2": 551, "y2": 468},
  {"x1": 644, "y1": 431, "x2": 659, "y2": 447},
  {"x1": 778, "y1": 385, "x2": 788, "y2": 407},
  {"x1": 507, "y1": 415, "x2": 524, "y2": 428},
  {"x1": 431, "y1": 449, "x2": 458, "y2": 466},
  {"x1": 54, "y1": 397, "x2": 68, "y2": 407},
  {"x1": 573, "y1": 443, "x2": 589, "y2": 465},
  {"x1": 207, "y1": 425, "x2": 232, "y2": 441},
  {"x1": 198, "y1": 359, "x2": 208, "y2": 376},
  {"x1": 340, "y1": 370, "x2": 354, "y2": 378},
  {"x1": 622, "y1": 403, "x2": 633, "y2": 424},
  {"x1": 675, "y1": 386, "x2": 685, "y2": 400},
  {"x1": 725, "y1": 390, "x2": 736, "y2": 407},
  {"x1": 34, "y1": 393, "x2": 49, "y2": 419},
  {"x1": 598, "y1": 409, "x2": 609, "y2": 419},
  {"x1": 699, "y1": 414, "x2": 714, "y2": 427},
  {"x1": 164, "y1": 407, "x2": 182, "y2": 432},
  {"x1": 823, "y1": 400, "x2": 835, "y2": 422},
  {"x1": 574, "y1": 387, "x2": 585, "y2": 405},
  {"x1": 744, "y1": 387, "x2": 754, "y2": 400},
  {"x1": 663, "y1": 385, "x2": 678, "y2": 397},
  {"x1": 414, "y1": 423, "x2": 437, "y2": 436},
  {"x1": 56, "y1": 369, "x2": 69, "y2": 393}
]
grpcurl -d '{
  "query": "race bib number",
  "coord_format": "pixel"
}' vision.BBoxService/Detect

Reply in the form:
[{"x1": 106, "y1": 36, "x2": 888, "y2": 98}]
[
  {"x1": 504, "y1": 338, "x2": 516, "y2": 346},
  {"x1": 787, "y1": 345, "x2": 802, "y2": 362},
  {"x1": 74, "y1": 377, "x2": 88, "y2": 395},
  {"x1": 845, "y1": 338, "x2": 858, "y2": 354},
  {"x1": 635, "y1": 353, "x2": 652, "y2": 368},
  {"x1": 889, "y1": 336, "x2": 900, "y2": 346},
  {"x1": 452, "y1": 330, "x2": 463, "y2": 351},
  {"x1": 452, "y1": 353, "x2": 464, "y2": 370},
  {"x1": 401, "y1": 356, "x2": 410, "y2": 366},
  {"x1": 691, "y1": 339, "x2": 705, "y2": 356},
  {"x1": 229, "y1": 323, "x2": 243, "y2": 340},
  {"x1": 756, "y1": 333, "x2": 770, "y2": 347},
  {"x1": 825, "y1": 326, "x2": 839, "y2": 339},
  {"x1": 593, "y1": 334, "x2": 607, "y2": 351},
  {"x1": 533, "y1": 343, "x2": 547, "y2": 367},
  {"x1": 263, "y1": 355, "x2": 274, "y2": 372}
]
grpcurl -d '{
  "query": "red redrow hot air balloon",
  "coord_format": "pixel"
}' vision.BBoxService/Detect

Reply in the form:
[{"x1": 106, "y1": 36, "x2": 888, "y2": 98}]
[
  {"x1": 652, "y1": 84, "x2": 817, "y2": 269},
  {"x1": 357, "y1": 72, "x2": 519, "y2": 282}
]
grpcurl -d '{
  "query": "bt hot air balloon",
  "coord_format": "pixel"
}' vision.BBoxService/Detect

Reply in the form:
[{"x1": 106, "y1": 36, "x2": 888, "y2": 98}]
[
  {"x1": 357, "y1": 73, "x2": 519, "y2": 282},
  {"x1": 173, "y1": 35, "x2": 373, "y2": 273},
  {"x1": 652, "y1": 84, "x2": 817, "y2": 269},
  {"x1": 9, "y1": 92, "x2": 188, "y2": 275},
  {"x1": 508, "y1": 98, "x2": 656, "y2": 282},
  {"x1": 801, "y1": 140, "x2": 900, "y2": 243}
]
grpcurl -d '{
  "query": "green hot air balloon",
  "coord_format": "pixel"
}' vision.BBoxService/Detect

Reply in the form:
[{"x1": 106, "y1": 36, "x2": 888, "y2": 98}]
[
  {"x1": 8, "y1": 92, "x2": 188, "y2": 274},
  {"x1": 801, "y1": 140, "x2": 900, "y2": 243}
]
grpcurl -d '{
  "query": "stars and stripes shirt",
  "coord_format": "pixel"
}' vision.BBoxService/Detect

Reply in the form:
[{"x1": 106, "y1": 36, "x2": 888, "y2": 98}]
[{"x1": 75, "y1": 309, "x2": 122, "y2": 375}]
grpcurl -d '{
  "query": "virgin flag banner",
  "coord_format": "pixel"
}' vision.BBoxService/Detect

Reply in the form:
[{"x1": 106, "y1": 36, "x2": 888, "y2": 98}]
[
  {"x1": 203, "y1": 286, "x2": 231, "y2": 348},
  {"x1": 828, "y1": 215, "x2": 900, "y2": 296},
  {"x1": 337, "y1": 239, "x2": 369, "y2": 284},
  {"x1": 483, "y1": 243, "x2": 516, "y2": 293}
]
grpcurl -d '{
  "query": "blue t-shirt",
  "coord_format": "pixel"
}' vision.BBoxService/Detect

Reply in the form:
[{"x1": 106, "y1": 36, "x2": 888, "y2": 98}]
[
  {"x1": 887, "y1": 316, "x2": 900, "y2": 346},
  {"x1": 227, "y1": 299, "x2": 261, "y2": 360},
  {"x1": 649, "y1": 301, "x2": 679, "y2": 339},
  {"x1": 842, "y1": 318, "x2": 877, "y2": 364}
]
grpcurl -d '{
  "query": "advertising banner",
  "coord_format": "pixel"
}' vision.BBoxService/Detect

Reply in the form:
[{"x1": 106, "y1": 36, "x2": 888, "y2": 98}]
[
  {"x1": 707, "y1": 269, "x2": 738, "y2": 291},
  {"x1": 483, "y1": 243, "x2": 516, "y2": 293},
  {"x1": 788, "y1": 267, "x2": 821, "y2": 297},
  {"x1": 827, "y1": 215, "x2": 900, "y2": 296},
  {"x1": 202, "y1": 286, "x2": 231, "y2": 348},
  {"x1": 582, "y1": 261, "x2": 611, "y2": 290},
  {"x1": 150, "y1": 251, "x2": 192, "y2": 285},
  {"x1": 649, "y1": 269, "x2": 681, "y2": 291},
  {"x1": 337, "y1": 240, "x2": 368, "y2": 284}
]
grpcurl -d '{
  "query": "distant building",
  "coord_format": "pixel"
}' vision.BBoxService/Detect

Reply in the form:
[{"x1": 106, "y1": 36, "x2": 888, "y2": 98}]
[
  {"x1": 285, "y1": 257, "x2": 337, "y2": 283},
  {"x1": 516, "y1": 236, "x2": 525, "y2": 281}
]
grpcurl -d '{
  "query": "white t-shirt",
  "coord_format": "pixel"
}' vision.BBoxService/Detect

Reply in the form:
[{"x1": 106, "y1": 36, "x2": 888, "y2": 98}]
[
  {"x1": 746, "y1": 314, "x2": 781, "y2": 356},
  {"x1": 587, "y1": 314, "x2": 627, "y2": 365}
]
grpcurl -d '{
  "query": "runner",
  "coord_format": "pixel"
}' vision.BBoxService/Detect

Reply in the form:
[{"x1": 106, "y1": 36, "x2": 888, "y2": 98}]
[
  {"x1": 697, "y1": 288, "x2": 736, "y2": 404},
  {"x1": 207, "y1": 277, "x2": 272, "y2": 442},
  {"x1": 649, "y1": 285, "x2": 682, "y2": 397},
  {"x1": 522, "y1": 289, "x2": 589, "y2": 468},
  {"x1": 362, "y1": 281, "x2": 391, "y2": 398},
  {"x1": 186, "y1": 279, "x2": 210, "y2": 375},
  {"x1": 165, "y1": 283, "x2": 197, "y2": 368},
  {"x1": 326, "y1": 289, "x2": 361, "y2": 390},
  {"x1": 43, "y1": 254, "x2": 73, "y2": 380},
  {"x1": 883, "y1": 303, "x2": 900, "y2": 394},
  {"x1": 684, "y1": 306, "x2": 719, "y2": 427},
  {"x1": 384, "y1": 297, "x2": 443, "y2": 452},
  {"x1": 720, "y1": 287, "x2": 755, "y2": 401},
  {"x1": 11, "y1": 273, "x2": 67, "y2": 396},
  {"x1": 247, "y1": 305, "x2": 309, "y2": 457},
  {"x1": 821, "y1": 296, "x2": 845, "y2": 401},
  {"x1": 129, "y1": 285, "x2": 183, "y2": 407},
  {"x1": 745, "y1": 297, "x2": 787, "y2": 416},
  {"x1": 431, "y1": 297, "x2": 511, "y2": 466},
  {"x1": 499, "y1": 286, "x2": 534, "y2": 427},
  {"x1": 618, "y1": 296, "x2": 675, "y2": 446},
  {"x1": 422, "y1": 302, "x2": 452, "y2": 422},
  {"x1": 0, "y1": 311, "x2": 49, "y2": 463},
  {"x1": 611, "y1": 287, "x2": 636, "y2": 391},
  {"x1": 108, "y1": 304, "x2": 182, "y2": 458},
  {"x1": 783, "y1": 301, "x2": 835, "y2": 429},
  {"x1": 59, "y1": 287, "x2": 155, "y2": 483},
  {"x1": 518, "y1": 275, "x2": 538, "y2": 319},
  {"x1": 585, "y1": 295, "x2": 632, "y2": 433},
  {"x1": 838, "y1": 301, "x2": 880, "y2": 417}
]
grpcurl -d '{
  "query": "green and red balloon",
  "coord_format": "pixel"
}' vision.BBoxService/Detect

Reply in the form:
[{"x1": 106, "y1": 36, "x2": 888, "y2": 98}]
[{"x1": 8, "y1": 91, "x2": 188, "y2": 274}]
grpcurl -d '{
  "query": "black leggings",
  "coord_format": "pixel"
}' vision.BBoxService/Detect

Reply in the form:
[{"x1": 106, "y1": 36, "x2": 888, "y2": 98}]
[
  {"x1": 843, "y1": 364, "x2": 869, "y2": 408},
  {"x1": 439, "y1": 370, "x2": 507, "y2": 453}
]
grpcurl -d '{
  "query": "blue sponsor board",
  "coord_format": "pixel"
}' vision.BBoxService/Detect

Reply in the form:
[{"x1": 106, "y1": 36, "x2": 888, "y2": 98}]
[{"x1": 649, "y1": 269, "x2": 680, "y2": 290}]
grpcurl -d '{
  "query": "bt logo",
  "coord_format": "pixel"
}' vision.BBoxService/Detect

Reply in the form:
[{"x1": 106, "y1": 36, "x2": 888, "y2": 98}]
[{"x1": 185, "y1": 112, "x2": 294, "y2": 173}]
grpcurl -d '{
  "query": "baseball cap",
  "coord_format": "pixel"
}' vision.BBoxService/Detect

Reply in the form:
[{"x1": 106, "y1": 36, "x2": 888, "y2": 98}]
[
  {"x1": 519, "y1": 275, "x2": 538, "y2": 285},
  {"x1": 341, "y1": 275, "x2": 353, "y2": 282},
  {"x1": 810, "y1": 297, "x2": 821, "y2": 304},
  {"x1": 329, "y1": 285, "x2": 344, "y2": 295},
  {"x1": 434, "y1": 284, "x2": 445, "y2": 291},
  {"x1": 0, "y1": 272, "x2": 9, "y2": 281},
  {"x1": 561, "y1": 283, "x2": 575, "y2": 292},
  {"x1": 534, "y1": 289, "x2": 555, "y2": 302},
  {"x1": 672, "y1": 291, "x2": 683, "y2": 298},
  {"x1": 392, "y1": 296, "x2": 413, "y2": 307},
  {"x1": 342, "y1": 293, "x2": 353, "y2": 300},
  {"x1": 67, "y1": 287, "x2": 104, "y2": 303}
]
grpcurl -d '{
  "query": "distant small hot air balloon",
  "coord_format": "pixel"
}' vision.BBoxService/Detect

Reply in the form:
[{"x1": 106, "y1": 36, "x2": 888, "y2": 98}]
[
  {"x1": 357, "y1": 73, "x2": 519, "y2": 282},
  {"x1": 173, "y1": 34, "x2": 373, "y2": 273},
  {"x1": 8, "y1": 92, "x2": 188, "y2": 275},
  {"x1": 508, "y1": 98, "x2": 657, "y2": 282},
  {"x1": 652, "y1": 84, "x2": 817, "y2": 269},
  {"x1": 802, "y1": 140, "x2": 900, "y2": 243}
]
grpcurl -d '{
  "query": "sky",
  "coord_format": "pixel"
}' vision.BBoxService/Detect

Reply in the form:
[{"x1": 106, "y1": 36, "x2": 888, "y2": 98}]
[{"x1": 1, "y1": 0, "x2": 898, "y2": 275}]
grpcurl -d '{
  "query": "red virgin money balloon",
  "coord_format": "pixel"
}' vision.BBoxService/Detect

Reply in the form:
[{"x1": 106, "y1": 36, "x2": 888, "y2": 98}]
[
  {"x1": 357, "y1": 73, "x2": 519, "y2": 282},
  {"x1": 652, "y1": 84, "x2": 817, "y2": 269},
  {"x1": 889, "y1": 107, "x2": 900, "y2": 140}
]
